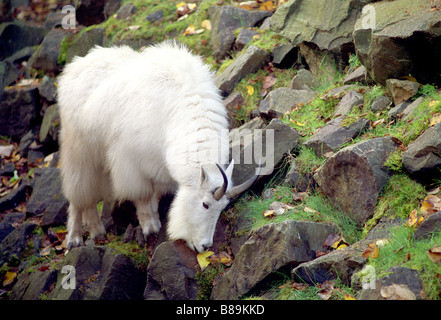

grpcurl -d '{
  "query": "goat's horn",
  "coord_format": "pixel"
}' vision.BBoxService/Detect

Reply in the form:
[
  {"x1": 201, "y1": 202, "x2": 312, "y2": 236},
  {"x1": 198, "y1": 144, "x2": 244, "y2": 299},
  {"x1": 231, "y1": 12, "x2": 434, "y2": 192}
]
[
  {"x1": 213, "y1": 163, "x2": 228, "y2": 201},
  {"x1": 226, "y1": 160, "x2": 262, "y2": 199}
]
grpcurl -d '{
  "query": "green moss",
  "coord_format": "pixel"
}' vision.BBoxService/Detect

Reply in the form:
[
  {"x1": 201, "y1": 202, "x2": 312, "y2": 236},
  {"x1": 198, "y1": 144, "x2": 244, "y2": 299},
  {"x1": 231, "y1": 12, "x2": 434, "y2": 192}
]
[
  {"x1": 195, "y1": 264, "x2": 225, "y2": 300},
  {"x1": 106, "y1": 236, "x2": 150, "y2": 271}
]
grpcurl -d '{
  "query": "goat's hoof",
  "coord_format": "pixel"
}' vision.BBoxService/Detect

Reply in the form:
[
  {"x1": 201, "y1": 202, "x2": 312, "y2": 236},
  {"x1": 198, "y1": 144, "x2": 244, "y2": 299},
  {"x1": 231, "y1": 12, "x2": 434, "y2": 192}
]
[{"x1": 67, "y1": 236, "x2": 84, "y2": 250}]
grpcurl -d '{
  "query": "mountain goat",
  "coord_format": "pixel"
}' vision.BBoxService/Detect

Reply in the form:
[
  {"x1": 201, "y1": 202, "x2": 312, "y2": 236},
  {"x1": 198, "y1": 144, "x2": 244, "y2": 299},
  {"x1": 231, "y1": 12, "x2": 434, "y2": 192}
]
[{"x1": 57, "y1": 41, "x2": 258, "y2": 253}]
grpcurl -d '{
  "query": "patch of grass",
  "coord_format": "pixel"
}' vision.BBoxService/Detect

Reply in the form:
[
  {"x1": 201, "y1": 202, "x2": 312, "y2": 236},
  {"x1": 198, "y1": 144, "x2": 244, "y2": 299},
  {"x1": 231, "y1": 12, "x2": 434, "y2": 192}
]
[
  {"x1": 106, "y1": 236, "x2": 150, "y2": 271},
  {"x1": 294, "y1": 145, "x2": 326, "y2": 174},
  {"x1": 196, "y1": 264, "x2": 225, "y2": 300},
  {"x1": 363, "y1": 174, "x2": 426, "y2": 236},
  {"x1": 383, "y1": 149, "x2": 404, "y2": 173},
  {"x1": 367, "y1": 226, "x2": 441, "y2": 300}
]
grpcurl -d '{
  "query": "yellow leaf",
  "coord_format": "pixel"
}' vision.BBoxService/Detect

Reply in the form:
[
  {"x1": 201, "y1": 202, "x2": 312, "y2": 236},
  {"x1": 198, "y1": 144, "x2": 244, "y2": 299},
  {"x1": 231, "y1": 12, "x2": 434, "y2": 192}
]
[
  {"x1": 3, "y1": 271, "x2": 17, "y2": 287},
  {"x1": 362, "y1": 243, "x2": 379, "y2": 259},
  {"x1": 259, "y1": 0, "x2": 274, "y2": 11},
  {"x1": 344, "y1": 294, "x2": 356, "y2": 300},
  {"x1": 197, "y1": 251, "x2": 214, "y2": 270},
  {"x1": 246, "y1": 85, "x2": 254, "y2": 96},
  {"x1": 263, "y1": 209, "x2": 275, "y2": 218},
  {"x1": 430, "y1": 113, "x2": 441, "y2": 126},
  {"x1": 336, "y1": 243, "x2": 348, "y2": 250},
  {"x1": 201, "y1": 20, "x2": 211, "y2": 31},
  {"x1": 289, "y1": 118, "x2": 305, "y2": 126},
  {"x1": 176, "y1": 2, "x2": 186, "y2": 8},
  {"x1": 252, "y1": 34, "x2": 260, "y2": 40},
  {"x1": 406, "y1": 209, "x2": 418, "y2": 227}
]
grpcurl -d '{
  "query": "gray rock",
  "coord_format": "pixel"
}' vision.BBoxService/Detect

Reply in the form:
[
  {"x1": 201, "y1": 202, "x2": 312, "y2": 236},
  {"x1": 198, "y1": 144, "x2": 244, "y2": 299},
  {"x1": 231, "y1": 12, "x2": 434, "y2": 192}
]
[
  {"x1": 333, "y1": 90, "x2": 363, "y2": 116},
  {"x1": 49, "y1": 246, "x2": 146, "y2": 300},
  {"x1": 371, "y1": 95, "x2": 392, "y2": 112},
  {"x1": 27, "y1": 29, "x2": 72, "y2": 73},
  {"x1": 0, "y1": 182, "x2": 32, "y2": 213},
  {"x1": 37, "y1": 75, "x2": 57, "y2": 103},
  {"x1": 0, "y1": 222, "x2": 14, "y2": 244},
  {"x1": 215, "y1": 45, "x2": 269, "y2": 97},
  {"x1": 386, "y1": 79, "x2": 419, "y2": 105},
  {"x1": 0, "y1": 223, "x2": 36, "y2": 266},
  {"x1": 115, "y1": 2, "x2": 137, "y2": 20},
  {"x1": 387, "y1": 102, "x2": 410, "y2": 119},
  {"x1": 284, "y1": 160, "x2": 316, "y2": 192},
  {"x1": 0, "y1": 85, "x2": 39, "y2": 141},
  {"x1": 259, "y1": 87, "x2": 315, "y2": 119},
  {"x1": 26, "y1": 168, "x2": 69, "y2": 227},
  {"x1": 210, "y1": 220, "x2": 338, "y2": 300},
  {"x1": 292, "y1": 239, "x2": 369, "y2": 285},
  {"x1": 271, "y1": 0, "x2": 377, "y2": 54},
  {"x1": 76, "y1": 0, "x2": 122, "y2": 26},
  {"x1": 39, "y1": 104, "x2": 60, "y2": 144},
  {"x1": 402, "y1": 96, "x2": 425, "y2": 120},
  {"x1": 235, "y1": 28, "x2": 258, "y2": 51},
  {"x1": 304, "y1": 116, "x2": 369, "y2": 157},
  {"x1": 299, "y1": 42, "x2": 339, "y2": 83},
  {"x1": 290, "y1": 69, "x2": 319, "y2": 91},
  {"x1": 230, "y1": 118, "x2": 300, "y2": 185},
  {"x1": 272, "y1": 43, "x2": 297, "y2": 69},
  {"x1": 144, "y1": 240, "x2": 198, "y2": 300},
  {"x1": 358, "y1": 266, "x2": 424, "y2": 300},
  {"x1": 343, "y1": 65, "x2": 369, "y2": 85},
  {"x1": 208, "y1": 5, "x2": 271, "y2": 60},
  {"x1": 0, "y1": 21, "x2": 46, "y2": 58},
  {"x1": 402, "y1": 122, "x2": 441, "y2": 182},
  {"x1": 66, "y1": 28, "x2": 106, "y2": 64},
  {"x1": 145, "y1": 9, "x2": 163, "y2": 22},
  {"x1": 10, "y1": 267, "x2": 57, "y2": 300},
  {"x1": 354, "y1": 0, "x2": 441, "y2": 86},
  {"x1": 414, "y1": 211, "x2": 441, "y2": 240},
  {"x1": 314, "y1": 137, "x2": 398, "y2": 226}
]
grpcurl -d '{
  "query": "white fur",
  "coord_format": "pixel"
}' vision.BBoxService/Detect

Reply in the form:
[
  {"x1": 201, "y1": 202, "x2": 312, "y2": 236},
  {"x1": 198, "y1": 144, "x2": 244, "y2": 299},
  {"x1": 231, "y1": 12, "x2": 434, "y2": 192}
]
[{"x1": 58, "y1": 42, "x2": 232, "y2": 252}]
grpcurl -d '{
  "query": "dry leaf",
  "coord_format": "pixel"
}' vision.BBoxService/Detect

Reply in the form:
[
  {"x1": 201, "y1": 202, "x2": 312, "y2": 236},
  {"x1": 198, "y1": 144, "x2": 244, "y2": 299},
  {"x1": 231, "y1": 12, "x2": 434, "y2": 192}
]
[
  {"x1": 263, "y1": 209, "x2": 276, "y2": 218},
  {"x1": 406, "y1": 209, "x2": 418, "y2": 227},
  {"x1": 303, "y1": 206, "x2": 317, "y2": 214},
  {"x1": 420, "y1": 194, "x2": 441, "y2": 214},
  {"x1": 259, "y1": 0, "x2": 274, "y2": 11},
  {"x1": 372, "y1": 119, "x2": 385, "y2": 127},
  {"x1": 344, "y1": 294, "x2": 356, "y2": 300},
  {"x1": 323, "y1": 234, "x2": 342, "y2": 248},
  {"x1": 362, "y1": 243, "x2": 379, "y2": 259},
  {"x1": 201, "y1": 20, "x2": 211, "y2": 31},
  {"x1": 209, "y1": 251, "x2": 233, "y2": 266},
  {"x1": 380, "y1": 283, "x2": 416, "y2": 300},
  {"x1": 317, "y1": 280, "x2": 334, "y2": 300},
  {"x1": 246, "y1": 85, "x2": 254, "y2": 95},
  {"x1": 427, "y1": 246, "x2": 441, "y2": 264},
  {"x1": 3, "y1": 271, "x2": 17, "y2": 287},
  {"x1": 430, "y1": 113, "x2": 441, "y2": 126},
  {"x1": 197, "y1": 250, "x2": 214, "y2": 270},
  {"x1": 183, "y1": 25, "x2": 204, "y2": 36}
]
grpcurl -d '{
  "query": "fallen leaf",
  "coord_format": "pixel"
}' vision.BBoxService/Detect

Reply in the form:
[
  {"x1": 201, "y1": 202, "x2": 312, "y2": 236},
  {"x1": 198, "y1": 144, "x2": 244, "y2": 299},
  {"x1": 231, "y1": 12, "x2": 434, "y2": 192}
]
[
  {"x1": 427, "y1": 246, "x2": 441, "y2": 264},
  {"x1": 362, "y1": 242, "x2": 379, "y2": 259},
  {"x1": 3, "y1": 271, "x2": 17, "y2": 287},
  {"x1": 317, "y1": 280, "x2": 334, "y2": 300},
  {"x1": 40, "y1": 246, "x2": 52, "y2": 256},
  {"x1": 260, "y1": 75, "x2": 277, "y2": 96},
  {"x1": 303, "y1": 206, "x2": 318, "y2": 214},
  {"x1": 420, "y1": 194, "x2": 441, "y2": 214},
  {"x1": 406, "y1": 209, "x2": 418, "y2": 227},
  {"x1": 336, "y1": 243, "x2": 348, "y2": 250},
  {"x1": 430, "y1": 113, "x2": 441, "y2": 126},
  {"x1": 263, "y1": 209, "x2": 276, "y2": 218},
  {"x1": 344, "y1": 294, "x2": 356, "y2": 300},
  {"x1": 380, "y1": 283, "x2": 416, "y2": 300},
  {"x1": 201, "y1": 20, "x2": 211, "y2": 31},
  {"x1": 246, "y1": 85, "x2": 254, "y2": 96},
  {"x1": 183, "y1": 25, "x2": 204, "y2": 36},
  {"x1": 209, "y1": 251, "x2": 233, "y2": 266},
  {"x1": 259, "y1": 0, "x2": 274, "y2": 11},
  {"x1": 127, "y1": 25, "x2": 140, "y2": 30},
  {"x1": 197, "y1": 251, "x2": 214, "y2": 270},
  {"x1": 323, "y1": 234, "x2": 342, "y2": 249}
]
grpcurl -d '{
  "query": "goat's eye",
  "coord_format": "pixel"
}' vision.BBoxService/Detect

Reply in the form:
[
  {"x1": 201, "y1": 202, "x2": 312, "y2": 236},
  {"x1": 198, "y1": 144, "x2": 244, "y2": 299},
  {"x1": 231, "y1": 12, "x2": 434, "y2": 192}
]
[{"x1": 202, "y1": 202, "x2": 209, "y2": 209}]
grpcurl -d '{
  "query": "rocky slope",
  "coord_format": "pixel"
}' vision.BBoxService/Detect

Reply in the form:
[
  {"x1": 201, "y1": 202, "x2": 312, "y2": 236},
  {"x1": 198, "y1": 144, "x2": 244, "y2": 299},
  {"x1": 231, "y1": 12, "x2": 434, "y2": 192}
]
[{"x1": 1, "y1": 0, "x2": 441, "y2": 300}]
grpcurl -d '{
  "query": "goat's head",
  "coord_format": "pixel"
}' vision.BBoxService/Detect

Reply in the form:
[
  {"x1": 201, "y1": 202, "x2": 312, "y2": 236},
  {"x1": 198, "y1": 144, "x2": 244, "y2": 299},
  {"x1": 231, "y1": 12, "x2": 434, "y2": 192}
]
[{"x1": 167, "y1": 160, "x2": 260, "y2": 253}]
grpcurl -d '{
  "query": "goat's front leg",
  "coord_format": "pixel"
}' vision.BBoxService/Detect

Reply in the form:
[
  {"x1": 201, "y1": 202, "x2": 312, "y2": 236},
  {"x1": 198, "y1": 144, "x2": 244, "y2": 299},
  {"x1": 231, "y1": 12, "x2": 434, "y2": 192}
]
[
  {"x1": 135, "y1": 195, "x2": 161, "y2": 238},
  {"x1": 67, "y1": 204, "x2": 84, "y2": 249},
  {"x1": 82, "y1": 205, "x2": 106, "y2": 242}
]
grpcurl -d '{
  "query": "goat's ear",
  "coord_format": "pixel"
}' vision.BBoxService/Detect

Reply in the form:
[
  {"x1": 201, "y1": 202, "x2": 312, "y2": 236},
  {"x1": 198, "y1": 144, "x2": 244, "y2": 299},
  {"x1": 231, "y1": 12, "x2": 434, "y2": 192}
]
[
  {"x1": 199, "y1": 165, "x2": 210, "y2": 186},
  {"x1": 225, "y1": 159, "x2": 234, "y2": 180}
]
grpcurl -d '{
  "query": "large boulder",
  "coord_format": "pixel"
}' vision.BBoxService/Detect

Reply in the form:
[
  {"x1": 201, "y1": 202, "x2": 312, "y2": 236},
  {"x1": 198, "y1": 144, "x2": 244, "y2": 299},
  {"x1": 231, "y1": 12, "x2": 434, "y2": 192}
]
[
  {"x1": 65, "y1": 28, "x2": 106, "y2": 64},
  {"x1": 49, "y1": 246, "x2": 146, "y2": 300},
  {"x1": 0, "y1": 85, "x2": 40, "y2": 141},
  {"x1": 0, "y1": 223, "x2": 36, "y2": 266},
  {"x1": 0, "y1": 21, "x2": 46, "y2": 59},
  {"x1": 258, "y1": 87, "x2": 315, "y2": 119},
  {"x1": 354, "y1": 0, "x2": 441, "y2": 86},
  {"x1": 215, "y1": 45, "x2": 269, "y2": 97},
  {"x1": 144, "y1": 240, "x2": 199, "y2": 300},
  {"x1": 402, "y1": 121, "x2": 441, "y2": 183},
  {"x1": 271, "y1": 0, "x2": 377, "y2": 54},
  {"x1": 304, "y1": 116, "x2": 369, "y2": 157},
  {"x1": 210, "y1": 220, "x2": 338, "y2": 300},
  {"x1": 230, "y1": 118, "x2": 300, "y2": 185},
  {"x1": 314, "y1": 137, "x2": 398, "y2": 226},
  {"x1": 208, "y1": 5, "x2": 271, "y2": 60}
]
